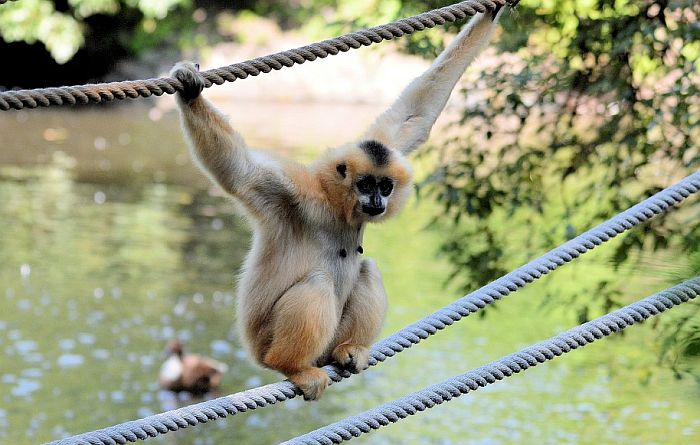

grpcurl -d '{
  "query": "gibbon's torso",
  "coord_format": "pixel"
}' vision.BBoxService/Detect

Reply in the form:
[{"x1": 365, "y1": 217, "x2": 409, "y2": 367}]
[{"x1": 233, "y1": 158, "x2": 365, "y2": 362}]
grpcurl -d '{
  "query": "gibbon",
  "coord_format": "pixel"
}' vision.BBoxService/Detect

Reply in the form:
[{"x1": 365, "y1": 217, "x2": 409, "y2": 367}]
[{"x1": 171, "y1": 7, "x2": 511, "y2": 400}]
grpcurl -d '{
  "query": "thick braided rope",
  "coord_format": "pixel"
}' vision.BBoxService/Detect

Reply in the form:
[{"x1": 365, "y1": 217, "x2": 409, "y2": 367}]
[
  {"x1": 0, "y1": 0, "x2": 511, "y2": 111},
  {"x1": 284, "y1": 278, "x2": 700, "y2": 444},
  {"x1": 46, "y1": 170, "x2": 700, "y2": 445}
]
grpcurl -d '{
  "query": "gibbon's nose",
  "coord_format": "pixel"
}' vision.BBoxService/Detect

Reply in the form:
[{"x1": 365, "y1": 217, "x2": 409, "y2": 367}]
[{"x1": 362, "y1": 205, "x2": 385, "y2": 216}]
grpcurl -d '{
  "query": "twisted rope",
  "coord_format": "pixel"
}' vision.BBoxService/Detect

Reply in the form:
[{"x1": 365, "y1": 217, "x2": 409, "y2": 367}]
[
  {"x1": 284, "y1": 277, "x2": 700, "y2": 444},
  {"x1": 0, "y1": 0, "x2": 512, "y2": 111},
  {"x1": 46, "y1": 170, "x2": 700, "y2": 445}
]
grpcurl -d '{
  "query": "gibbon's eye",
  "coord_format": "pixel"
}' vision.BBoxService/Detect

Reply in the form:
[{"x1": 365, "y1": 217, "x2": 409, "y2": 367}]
[
  {"x1": 336, "y1": 164, "x2": 347, "y2": 178},
  {"x1": 378, "y1": 178, "x2": 394, "y2": 196},
  {"x1": 356, "y1": 176, "x2": 376, "y2": 194}
]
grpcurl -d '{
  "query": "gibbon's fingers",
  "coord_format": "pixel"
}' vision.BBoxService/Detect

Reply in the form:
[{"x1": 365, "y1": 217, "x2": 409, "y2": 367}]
[
  {"x1": 363, "y1": 11, "x2": 504, "y2": 155},
  {"x1": 171, "y1": 61, "x2": 204, "y2": 103}
]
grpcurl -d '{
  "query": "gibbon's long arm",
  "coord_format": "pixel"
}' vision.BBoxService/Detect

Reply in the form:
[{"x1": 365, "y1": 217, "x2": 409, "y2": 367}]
[
  {"x1": 172, "y1": 62, "x2": 293, "y2": 215},
  {"x1": 364, "y1": 10, "x2": 504, "y2": 154}
]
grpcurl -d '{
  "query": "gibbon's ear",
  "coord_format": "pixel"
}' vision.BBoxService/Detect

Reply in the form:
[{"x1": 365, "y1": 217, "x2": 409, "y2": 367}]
[
  {"x1": 336, "y1": 163, "x2": 347, "y2": 178},
  {"x1": 362, "y1": 11, "x2": 504, "y2": 155}
]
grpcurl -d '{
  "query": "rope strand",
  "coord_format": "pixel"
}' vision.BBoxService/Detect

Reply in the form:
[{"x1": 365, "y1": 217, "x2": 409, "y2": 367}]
[
  {"x1": 46, "y1": 171, "x2": 700, "y2": 445},
  {"x1": 284, "y1": 277, "x2": 700, "y2": 444},
  {"x1": 0, "y1": 0, "x2": 514, "y2": 111}
]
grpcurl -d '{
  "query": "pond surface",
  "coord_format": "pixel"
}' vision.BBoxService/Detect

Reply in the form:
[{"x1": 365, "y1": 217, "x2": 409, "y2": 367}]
[{"x1": 0, "y1": 103, "x2": 698, "y2": 444}]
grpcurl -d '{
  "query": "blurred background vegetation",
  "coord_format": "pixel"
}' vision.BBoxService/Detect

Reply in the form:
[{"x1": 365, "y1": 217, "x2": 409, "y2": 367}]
[{"x1": 0, "y1": 0, "x2": 699, "y2": 443}]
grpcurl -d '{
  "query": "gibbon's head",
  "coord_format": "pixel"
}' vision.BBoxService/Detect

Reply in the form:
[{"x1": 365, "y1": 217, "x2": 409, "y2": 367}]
[{"x1": 316, "y1": 140, "x2": 413, "y2": 223}]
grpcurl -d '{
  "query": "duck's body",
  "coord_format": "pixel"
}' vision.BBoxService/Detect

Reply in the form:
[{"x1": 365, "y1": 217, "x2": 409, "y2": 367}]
[{"x1": 159, "y1": 340, "x2": 228, "y2": 395}]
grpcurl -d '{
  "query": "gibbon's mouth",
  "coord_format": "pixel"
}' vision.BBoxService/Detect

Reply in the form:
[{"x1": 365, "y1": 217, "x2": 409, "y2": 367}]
[{"x1": 361, "y1": 205, "x2": 385, "y2": 216}]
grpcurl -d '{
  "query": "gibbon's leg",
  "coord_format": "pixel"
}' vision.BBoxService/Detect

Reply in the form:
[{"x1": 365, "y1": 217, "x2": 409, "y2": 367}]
[
  {"x1": 363, "y1": 9, "x2": 507, "y2": 154},
  {"x1": 262, "y1": 272, "x2": 339, "y2": 401},
  {"x1": 330, "y1": 259, "x2": 388, "y2": 372}
]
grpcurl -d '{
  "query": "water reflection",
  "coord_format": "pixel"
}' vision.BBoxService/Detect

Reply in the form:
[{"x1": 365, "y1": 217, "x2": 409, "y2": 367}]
[{"x1": 0, "y1": 104, "x2": 698, "y2": 444}]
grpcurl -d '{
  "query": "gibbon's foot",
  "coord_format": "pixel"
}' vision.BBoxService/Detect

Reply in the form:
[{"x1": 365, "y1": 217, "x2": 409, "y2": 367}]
[
  {"x1": 170, "y1": 61, "x2": 205, "y2": 102},
  {"x1": 332, "y1": 343, "x2": 370, "y2": 373},
  {"x1": 289, "y1": 368, "x2": 331, "y2": 401}
]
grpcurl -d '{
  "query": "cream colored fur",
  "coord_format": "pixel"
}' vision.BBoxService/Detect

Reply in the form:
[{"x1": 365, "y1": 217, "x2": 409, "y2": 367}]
[{"x1": 171, "y1": 11, "x2": 504, "y2": 400}]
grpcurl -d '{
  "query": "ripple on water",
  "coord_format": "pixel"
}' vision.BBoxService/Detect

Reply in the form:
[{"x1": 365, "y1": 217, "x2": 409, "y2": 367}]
[
  {"x1": 140, "y1": 392, "x2": 154, "y2": 404},
  {"x1": 14, "y1": 339, "x2": 38, "y2": 354},
  {"x1": 59, "y1": 339, "x2": 76, "y2": 350},
  {"x1": 1, "y1": 374, "x2": 16, "y2": 384},
  {"x1": 140, "y1": 355, "x2": 155, "y2": 368},
  {"x1": 77, "y1": 332, "x2": 95, "y2": 345},
  {"x1": 92, "y1": 349, "x2": 110, "y2": 360},
  {"x1": 138, "y1": 407, "x2": 154, "y2": 418},
  {"x1": 21, "y1": 368, "x2": 43, "y2": 379},
  {"x1": 11, "y1": 379, "x2": 41, "y2": 397},
  {"x1": 57, "y1": 354, "x2": 84, "y2": 368},
  {"x1": 210, "y1": 339, "x2": 233, "y2": 355},
  {"x1": 16, "y1": 299, "x2": 31, "y2": 311},
  {"x1": 85, "y1": 310, "x2": 105, "y2": 326},
  {"x1": 24, "y1": 352, "x2": 44, "y2": 364},
  {"x1": 40, "y1": 293, "x2": 51, "y2": 306},
  {"x1": 111, "y1": 390, "x2": 125, "y2": 403}
]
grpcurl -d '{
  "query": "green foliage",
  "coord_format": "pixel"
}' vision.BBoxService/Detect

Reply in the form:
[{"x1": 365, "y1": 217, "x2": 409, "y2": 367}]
[
  {"x1": 246, "y1": 0, "x2": 464, "y2": 57},
  {"x1": 420, "y1": 0, "x2": 700, "y2": 375},
  {"x1": 0, "y1": 0, "x2": 188, "y2": 63}
]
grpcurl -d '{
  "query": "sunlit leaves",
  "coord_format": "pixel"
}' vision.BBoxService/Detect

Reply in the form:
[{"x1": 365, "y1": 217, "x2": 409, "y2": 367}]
[
  {"x1": 421, "y1": 0, "x2": 700, "y2": 373},
  {"x1": 38, "y1": 11, "x2": 84, "y2": 63},
  {"x1": 0, "y1": 0, "x2": 189, "y2": 63},
  {"x1": 69, "y1": 0, "x2": 120, "y2": 18},
  {"x1": 0, "y1": 0, "x2": 83, "y2": 63},
  {"x1": 125, "y1": 0, "x2": 186, "y2": 19}
]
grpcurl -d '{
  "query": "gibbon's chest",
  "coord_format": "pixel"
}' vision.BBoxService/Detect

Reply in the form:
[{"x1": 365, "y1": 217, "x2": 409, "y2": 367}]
[{"x1": 315, "y1": 225, "x2": 365, "y2": 299}]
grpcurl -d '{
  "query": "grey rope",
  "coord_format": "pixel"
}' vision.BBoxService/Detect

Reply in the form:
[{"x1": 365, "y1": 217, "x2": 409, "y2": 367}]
[
  {"x1": 284, "y1": 277, "x2": 700, "y2": 444},
  {"x1": 0, "y1": 0, "x2": 513, "y2": 111},
  {"x1": 46, "y1": 170, "x2": 700, "y2": 445}
]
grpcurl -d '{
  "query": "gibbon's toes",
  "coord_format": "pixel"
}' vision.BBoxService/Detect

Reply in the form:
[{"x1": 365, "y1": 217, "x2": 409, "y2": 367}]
[
  {"x1": 170, "y1": 61, "x2": 205, "y2": 102},
  {"x1": 332, "y1": 343, "x2": 370, "y2": 373},
  {"x1": 289, "y1": 368, "x2": 331, "y2": 401}
]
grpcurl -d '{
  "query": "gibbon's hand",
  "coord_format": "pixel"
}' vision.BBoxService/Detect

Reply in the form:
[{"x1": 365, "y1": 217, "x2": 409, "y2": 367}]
[
  {"x1": 493, "y1": 0, "x2": 519, "y2": 21},
  {"x1": 171, "y1": 61, "x2": 205, "y2": 103}
]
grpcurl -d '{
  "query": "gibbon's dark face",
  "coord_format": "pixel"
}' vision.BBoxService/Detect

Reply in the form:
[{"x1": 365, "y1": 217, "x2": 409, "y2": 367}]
[
  {"x1": 355, "y1": 140, "x2": 394, "y2": 217},
  {"x1": 356, "y1": 174, "x2": 394, "y2": 216},
  {"x1": 333, "y1": 139, "x2": 410, "y2": 221}
]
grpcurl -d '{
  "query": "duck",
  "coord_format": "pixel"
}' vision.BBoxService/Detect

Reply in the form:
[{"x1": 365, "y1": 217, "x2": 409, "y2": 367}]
[{"x1": 159, "y1": 339, "x2": 228, "y2": 395}]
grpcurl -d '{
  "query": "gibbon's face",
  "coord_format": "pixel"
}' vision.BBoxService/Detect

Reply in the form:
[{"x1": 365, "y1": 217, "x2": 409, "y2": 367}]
[
  {"x1": 355, "y1": 174, "x2": 394, "y2": 216},
  {"x1": 332, "y1": 140, "x2": 412, "y2": 222}
]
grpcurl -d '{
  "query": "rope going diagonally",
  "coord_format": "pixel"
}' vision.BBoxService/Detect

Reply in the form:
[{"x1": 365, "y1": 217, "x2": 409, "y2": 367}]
[
  {"x1": 0, "y1": 0, "x2": 516, "y2": 111},
  {"x1": 283, "y1": 277, "x2": 700, "y2": 444},
  {"x1": 46, "y1": 171, "x2": 700, "y2": 445}
]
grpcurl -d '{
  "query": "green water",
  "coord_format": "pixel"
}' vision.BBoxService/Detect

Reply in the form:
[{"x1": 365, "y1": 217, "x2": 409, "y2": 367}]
[{"x1": 0, "y1": 105, "x2": 698, "y2": 444}]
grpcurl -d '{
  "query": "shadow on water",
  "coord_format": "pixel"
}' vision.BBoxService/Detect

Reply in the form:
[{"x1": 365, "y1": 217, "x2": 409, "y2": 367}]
[{"x1": 0, "y1": 103, "x2": 698, "y2": 444}]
